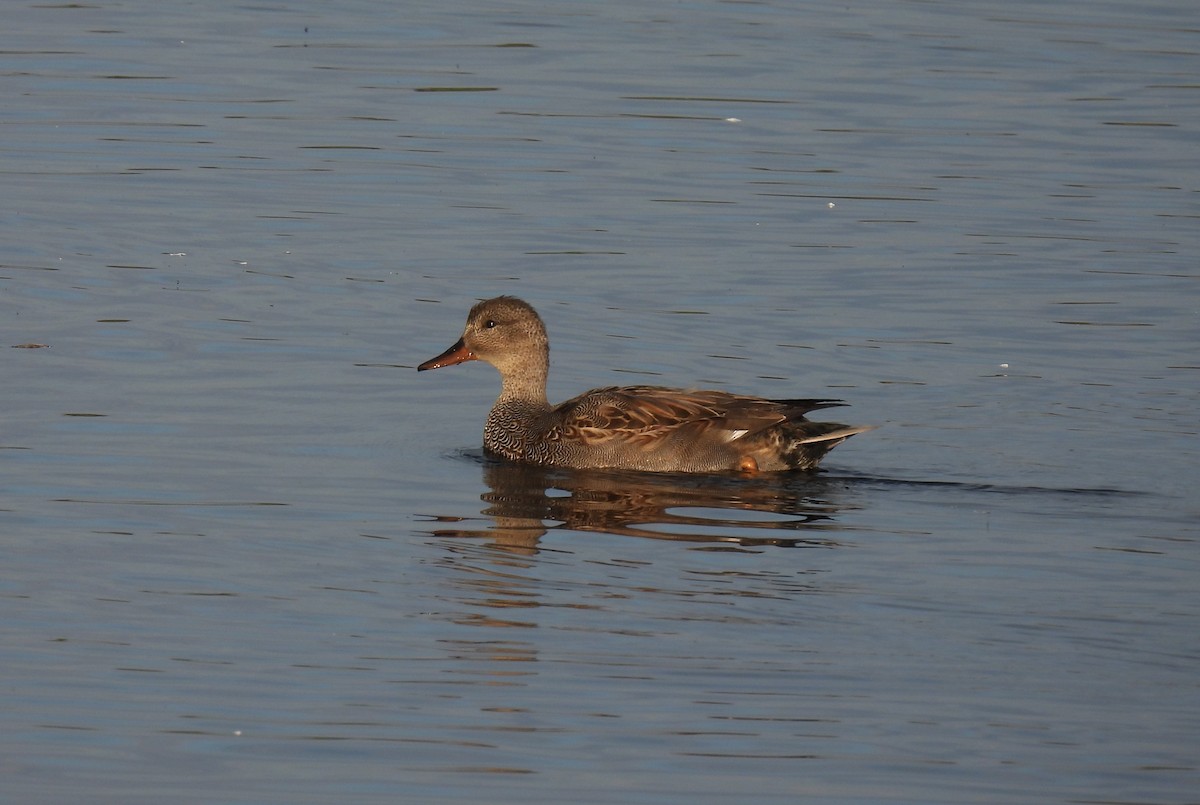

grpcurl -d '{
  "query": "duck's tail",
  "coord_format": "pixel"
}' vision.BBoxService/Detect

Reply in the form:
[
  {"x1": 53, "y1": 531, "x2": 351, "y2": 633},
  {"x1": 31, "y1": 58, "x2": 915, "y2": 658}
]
[{"x1": 783, "y1": 423, "x2": 876, "y2": 470}]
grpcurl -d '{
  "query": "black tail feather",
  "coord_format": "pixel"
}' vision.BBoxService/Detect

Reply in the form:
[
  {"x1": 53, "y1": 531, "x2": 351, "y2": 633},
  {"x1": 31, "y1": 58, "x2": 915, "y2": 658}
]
[{"x1": 773, "y1": 398, "x2": 848, "y2": 417}]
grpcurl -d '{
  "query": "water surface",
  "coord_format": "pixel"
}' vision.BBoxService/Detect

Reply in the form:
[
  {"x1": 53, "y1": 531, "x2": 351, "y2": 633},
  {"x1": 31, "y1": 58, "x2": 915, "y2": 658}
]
[{"x1": 3, "y1": 0, "x2": 1197, "y2": 803}]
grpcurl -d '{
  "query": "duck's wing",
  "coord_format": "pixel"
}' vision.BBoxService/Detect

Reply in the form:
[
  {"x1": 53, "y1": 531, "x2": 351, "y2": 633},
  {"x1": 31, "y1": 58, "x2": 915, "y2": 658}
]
[
  {"x1": 682, "y1": 391, "x2": 847, "y2": 421},
  {"x1": 551, "y1": 386, "x2": 840, "y2": 448}
]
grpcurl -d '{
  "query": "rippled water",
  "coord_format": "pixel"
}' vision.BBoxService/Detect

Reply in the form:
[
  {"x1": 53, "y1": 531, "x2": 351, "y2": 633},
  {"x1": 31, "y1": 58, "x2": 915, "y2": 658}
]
[{"x1": 4, "y1": 0, "x2": 1197, "y2": 802}]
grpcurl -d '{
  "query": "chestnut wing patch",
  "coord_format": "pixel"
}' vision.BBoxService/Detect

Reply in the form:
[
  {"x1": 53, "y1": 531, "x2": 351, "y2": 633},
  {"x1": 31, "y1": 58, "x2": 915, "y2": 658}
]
[{"x1": 552, "y1": 386, "x2": 788, "y2": 450}]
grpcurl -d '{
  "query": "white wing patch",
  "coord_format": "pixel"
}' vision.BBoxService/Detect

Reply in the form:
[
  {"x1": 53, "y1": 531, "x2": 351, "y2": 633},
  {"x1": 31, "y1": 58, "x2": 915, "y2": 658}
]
[{"x1": 726, "y1": 428, "x2": 749, "y2": 442}]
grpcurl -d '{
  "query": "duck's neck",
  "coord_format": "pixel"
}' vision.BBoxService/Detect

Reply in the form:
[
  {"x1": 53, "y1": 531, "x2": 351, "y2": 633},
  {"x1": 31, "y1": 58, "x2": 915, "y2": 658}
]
[{"x1": 495, "y1": 354, "x2": 550, "y2": 409}]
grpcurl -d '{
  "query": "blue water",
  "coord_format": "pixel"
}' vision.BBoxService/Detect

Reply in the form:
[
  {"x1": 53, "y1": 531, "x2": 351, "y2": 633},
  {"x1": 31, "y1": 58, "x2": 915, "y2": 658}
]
[{"x1": 3, "y1": 1, "x2": 1197, "y2": 803}]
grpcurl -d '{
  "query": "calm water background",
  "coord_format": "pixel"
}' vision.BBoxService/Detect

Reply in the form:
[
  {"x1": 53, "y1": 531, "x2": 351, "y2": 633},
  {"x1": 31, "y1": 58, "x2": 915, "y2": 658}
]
[{"x1": 3, "y1": 0, "x2": 1197, "y2": 803}]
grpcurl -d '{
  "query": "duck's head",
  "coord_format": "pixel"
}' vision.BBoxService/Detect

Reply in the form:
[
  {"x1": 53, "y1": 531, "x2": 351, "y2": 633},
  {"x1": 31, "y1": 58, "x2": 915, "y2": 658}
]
[{"x1": 418, "y1": 296, "x2": 549, "y2": 377}]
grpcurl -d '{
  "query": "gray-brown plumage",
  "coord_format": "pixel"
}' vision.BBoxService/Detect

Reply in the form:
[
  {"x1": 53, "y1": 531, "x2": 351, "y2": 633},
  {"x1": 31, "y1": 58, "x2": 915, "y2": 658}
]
[{"x1": 418, "y1": 296, "x2": 872, "y2": 473}]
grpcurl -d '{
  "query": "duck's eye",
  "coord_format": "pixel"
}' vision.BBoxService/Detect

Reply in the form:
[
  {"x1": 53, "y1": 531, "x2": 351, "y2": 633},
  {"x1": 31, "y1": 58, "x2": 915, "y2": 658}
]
[{"x1": 484, "y1": 319, "x2": 497, "y2": 329}]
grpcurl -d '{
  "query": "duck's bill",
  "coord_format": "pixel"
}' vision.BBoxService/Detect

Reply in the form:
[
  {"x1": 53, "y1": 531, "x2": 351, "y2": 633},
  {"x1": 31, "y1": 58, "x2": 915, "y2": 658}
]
[{"x1": 418, "y1": 338, "x2": 476, "y2": 371}]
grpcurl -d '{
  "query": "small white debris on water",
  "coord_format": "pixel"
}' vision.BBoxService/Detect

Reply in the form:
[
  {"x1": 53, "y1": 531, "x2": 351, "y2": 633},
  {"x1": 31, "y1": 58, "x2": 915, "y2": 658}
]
[{"x1": 724, "y1": 117, "x2": 741, "y2": 123}]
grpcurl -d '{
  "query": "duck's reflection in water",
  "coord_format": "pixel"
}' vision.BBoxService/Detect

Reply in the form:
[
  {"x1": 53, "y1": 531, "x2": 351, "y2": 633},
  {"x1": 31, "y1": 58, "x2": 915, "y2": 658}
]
[{"x1": 426, "y1": 457, "x2": 865, "y2": 553}]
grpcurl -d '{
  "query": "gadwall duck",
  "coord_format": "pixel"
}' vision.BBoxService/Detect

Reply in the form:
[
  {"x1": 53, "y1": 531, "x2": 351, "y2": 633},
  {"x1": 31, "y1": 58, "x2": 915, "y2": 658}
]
[{"x1": 418, "y1": 296, "x2": 872, "y2": 473}]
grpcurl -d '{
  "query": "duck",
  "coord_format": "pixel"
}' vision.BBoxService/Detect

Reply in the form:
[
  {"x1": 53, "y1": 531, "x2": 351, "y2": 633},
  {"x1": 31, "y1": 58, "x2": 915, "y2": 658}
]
[{"x1": 418, "y1": 296, "x2": 872, "y2": 473}]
